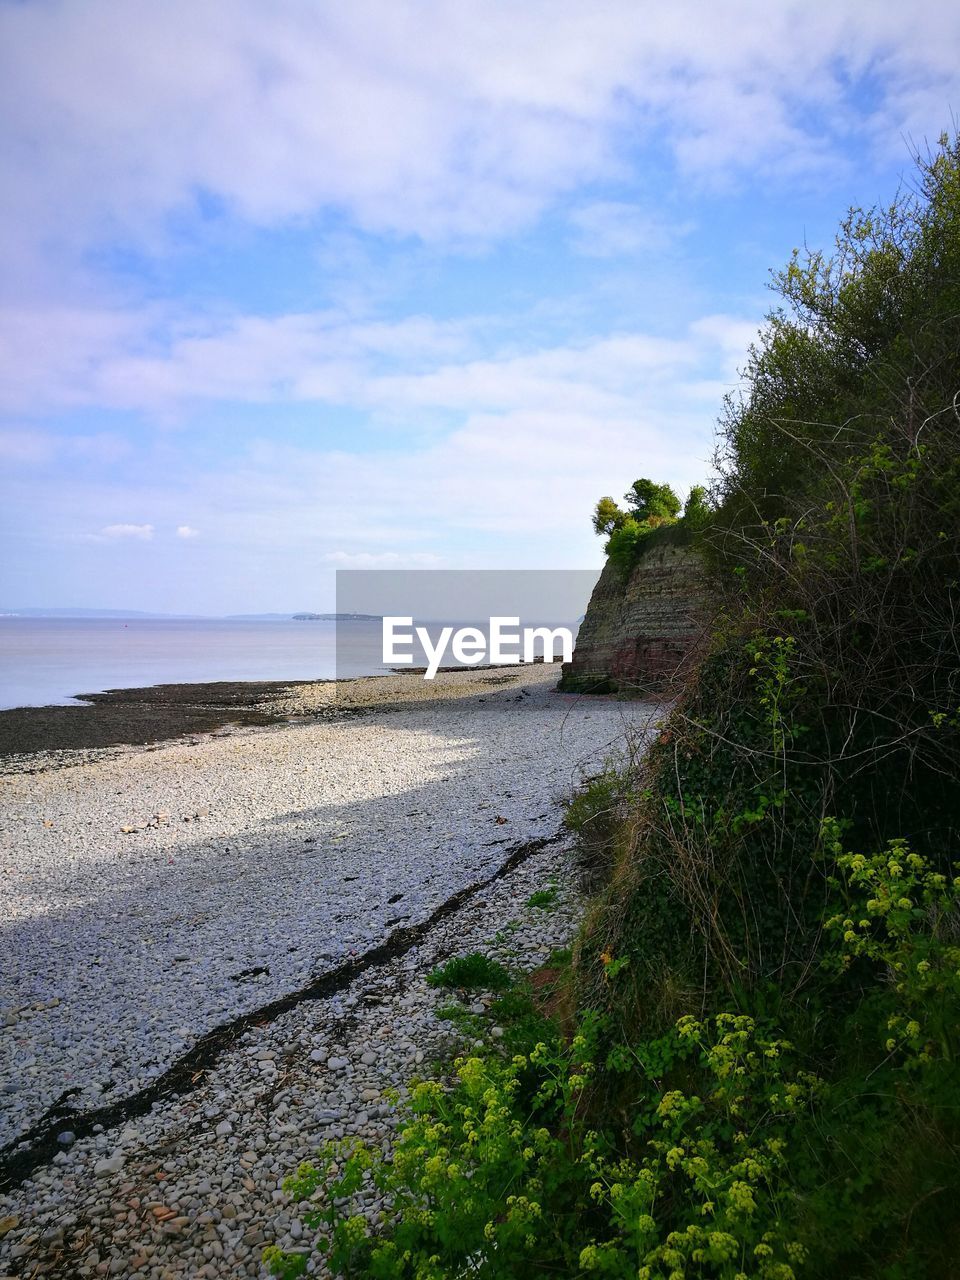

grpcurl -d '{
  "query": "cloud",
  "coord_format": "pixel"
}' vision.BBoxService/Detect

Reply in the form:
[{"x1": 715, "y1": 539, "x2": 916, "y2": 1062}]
[
  {"x1": 1, "y1": 0, "x2": 958, "y2": 285},
  {"x1": 176, "y1": 525, "x2": 199, "y2": 539},
  {"x1": 0, "y1": 303, "x2": 729, "y2": 419},
  {"x1": 3, "y1": 309, "x2": 749, "y2": 557},
  {"x1": 102, "y1": 523, "x2": 154, "y2": 540},
  {"x1": 72, "y1": 522, "x2": 154, "y2": 544},
  {"x1": 0, "y1": 306, "x2": 480, "y2": 414}
]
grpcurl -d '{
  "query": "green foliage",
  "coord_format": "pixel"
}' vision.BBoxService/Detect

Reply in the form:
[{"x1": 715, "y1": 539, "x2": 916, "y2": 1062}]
[
  {"x1": 266, "y1": 840, "x2": 960, "y2": 1280},
  {"x1": 588, "y1": 134, "x2": 960, "y2": 1013},
  {"x1": 434, "y1": 1002, "x2": 484, "y2": 1034},
  {"x1": 605, "y1": 516, "x2": 649, "y2": 572},
  {"x1": 564, "y1": 764, "x2": 636, "y2": 887},
  {"x1": 822, "y1": 824, "x2": 960, "y2": 1069},
  {"x1": 682, "y1": 484, "x2": 711, "y2": 530},
  {"x1": 593, "y1": 478, "x2": 713, "y2": 573},
  {"x1": 487, "y1": 981, "x2": 560, "y2": 1056},
  {"x1": 426, "y1": 952, "x2": 512, "y2": 991},
  {"x1": 569, "y1": 134, "x2": 960, "y2": 1272},
  {"x1": 591, "y1": 473, "x2": 716, "y2": 573},
  {"x1": 527, "y1": 886, "x2": 559, "y2": 909},
  {"x1": 593, "y1": 495, "x2": 627, "y2": 537},
  {"x1": 267, "y1": 1012, "x2": 818, "y2": 1280},
  {"x1": 625, "y1": 478, "x2": 682, "y2": 523}
]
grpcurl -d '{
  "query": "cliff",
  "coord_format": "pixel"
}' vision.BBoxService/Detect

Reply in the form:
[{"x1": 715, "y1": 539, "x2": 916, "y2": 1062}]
[{"x1": 559, "y1": 539, "x2": 710, "y2": 695}]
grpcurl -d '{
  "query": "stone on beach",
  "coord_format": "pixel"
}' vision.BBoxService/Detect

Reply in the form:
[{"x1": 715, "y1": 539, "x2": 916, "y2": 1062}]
[{"x1": 0, "y1": 665, "x2": 659, "y2": 1279}]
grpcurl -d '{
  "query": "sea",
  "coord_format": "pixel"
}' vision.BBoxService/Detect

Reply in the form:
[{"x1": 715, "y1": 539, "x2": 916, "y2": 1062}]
[{"x1": 0, "y1": 617, "x2": 389, "y2": 710}]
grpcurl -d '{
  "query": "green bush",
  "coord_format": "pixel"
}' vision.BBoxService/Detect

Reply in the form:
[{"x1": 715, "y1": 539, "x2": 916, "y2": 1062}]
[
  {"x1": 426, "y1": 952, "x2": 512, "y2": 991},
  {"x1": 266, "y1": 1012, "x2": 819, "y2": 1280},
  {"x1": 591, "y1": 479, "x2": 714, "y2": 575},
  {"x1": 266, "y1": 838, "x2": 960, "y2": 1279},
  {"x1": 526, "y1": 887, "x2": 559, "y2": 909}
]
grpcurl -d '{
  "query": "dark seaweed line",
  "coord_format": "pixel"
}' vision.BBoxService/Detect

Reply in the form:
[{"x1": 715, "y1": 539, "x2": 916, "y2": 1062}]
[{"x1": 0, "y1": 829, "x2": 563, "y2": 1191}]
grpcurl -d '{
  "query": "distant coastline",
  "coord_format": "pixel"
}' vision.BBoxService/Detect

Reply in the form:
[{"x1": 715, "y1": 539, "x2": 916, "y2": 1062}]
[
  {"x1": 0, "y1": 607, "x2": 370, "y2": 621},
  {"x1": 291, "y1": 612, "x2": 382, "y2": 621}
]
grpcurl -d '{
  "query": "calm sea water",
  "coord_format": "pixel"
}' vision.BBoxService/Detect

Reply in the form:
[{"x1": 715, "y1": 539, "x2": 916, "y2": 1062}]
[{"x1": 0, "y1": 618, "x2": 389, "y2": 710}]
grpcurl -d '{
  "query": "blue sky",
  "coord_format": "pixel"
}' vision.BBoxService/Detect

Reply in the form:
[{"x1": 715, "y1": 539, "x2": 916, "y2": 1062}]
[{"x1": 1, "y1": 0, "x2": 958, "y2": 614}]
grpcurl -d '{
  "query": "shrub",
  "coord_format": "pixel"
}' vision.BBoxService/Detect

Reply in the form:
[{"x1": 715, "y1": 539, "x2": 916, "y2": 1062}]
[
  {"x1": 266, "y1": 835, "x2": 960, "y2": 1280},
  {"x1": 526, "y1": 887, "x2": 559, "y2": 909},
  {"x1": 266, "y1": 1012, "x2": 818, "y2": 1280},
  {"x1": 426, "y1": 952, "x2": 512, "y2": 991}
]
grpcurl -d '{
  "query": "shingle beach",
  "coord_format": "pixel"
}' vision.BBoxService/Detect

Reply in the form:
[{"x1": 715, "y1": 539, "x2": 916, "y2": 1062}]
[{"x1": 0, "y1": 666, "x2": 657, "y2": 1278}]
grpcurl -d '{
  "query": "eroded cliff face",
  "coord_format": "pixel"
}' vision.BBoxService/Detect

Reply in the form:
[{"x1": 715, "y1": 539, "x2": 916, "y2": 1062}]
[{"x1": 559, "y1": 541, "x2": 710, "y2": 695}]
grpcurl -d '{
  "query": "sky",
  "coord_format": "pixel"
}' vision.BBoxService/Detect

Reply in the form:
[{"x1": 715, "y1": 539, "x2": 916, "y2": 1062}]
[{"x1": 1, "y1": 0, "x2": 958, "y2": 614}]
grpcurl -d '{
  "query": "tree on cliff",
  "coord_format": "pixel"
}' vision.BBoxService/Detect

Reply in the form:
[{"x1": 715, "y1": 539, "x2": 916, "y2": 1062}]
[
  {"x1": 592, "y1": 479, "x2": 710, "y2": 571},
  {"x1": 591, "y1": 477, "x2": 681, "y2": 539},
  {"x1": 624, "y1": 477, "x2": 682, "y2": 522},
  {"x1": 591, "y1": 494, "x2": 626, "y2": 537}
]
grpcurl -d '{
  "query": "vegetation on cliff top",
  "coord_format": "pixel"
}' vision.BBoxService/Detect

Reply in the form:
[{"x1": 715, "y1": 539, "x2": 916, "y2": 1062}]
[
  {"x1": 267, "y1": 134, "x2": 960, "y2": 1278},
  {"x1": 592, "y1": 480, "x2": 712, "y2": 573}
]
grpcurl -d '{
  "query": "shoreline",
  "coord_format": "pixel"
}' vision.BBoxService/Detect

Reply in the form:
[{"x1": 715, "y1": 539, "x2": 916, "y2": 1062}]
[
  {"x1": 0, "y1": 664, "x2": 565, "y2": 763},
  {"x1": 0, "y1": 665, "x2": 658, "y2": 1275}
]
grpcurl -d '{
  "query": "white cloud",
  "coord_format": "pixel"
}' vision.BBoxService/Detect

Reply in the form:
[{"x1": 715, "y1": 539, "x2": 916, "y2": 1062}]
[
  {"x1": 0, "y1": 306, "x2": 479, "y2": 415},
  {"x1": 176, "y1": 525, "x2": 199, "y2": 539},
  {"x1": 0, "y1": 303, "x2": 732, "y2": 419},
  {"x1": 102, "y1": 523, "x2": 154, "y2": 540},
  {"x1": 0, "y1": 0, "x2": 958, "y2": 284},
  {"x1": 72, "y1": 522, "x2": 155, "y2": 544}
]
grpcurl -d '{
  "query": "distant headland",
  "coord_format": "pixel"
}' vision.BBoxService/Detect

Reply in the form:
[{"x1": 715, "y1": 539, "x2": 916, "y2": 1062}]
[{"x1": 0, "y1": 607, "x2": 382, "y2": 621}]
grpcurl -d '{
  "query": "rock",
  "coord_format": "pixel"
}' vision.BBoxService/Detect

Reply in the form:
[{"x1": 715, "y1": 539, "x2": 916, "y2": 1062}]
[
  {"x1": 57, "y1": 1130, "x2": 76, "y2": 1145},
  {"x1": 94, "y1": 1154, "x2": 125, "y2": 1176},
  {"x1": 215, "y1": 1121, "x2": 233, "y2": 1138}
]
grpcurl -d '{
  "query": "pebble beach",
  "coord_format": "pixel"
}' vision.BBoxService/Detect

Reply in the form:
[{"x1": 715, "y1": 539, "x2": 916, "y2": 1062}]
[{"x1": 0, "y1": 665, "x2": 657, "y2": 1278}]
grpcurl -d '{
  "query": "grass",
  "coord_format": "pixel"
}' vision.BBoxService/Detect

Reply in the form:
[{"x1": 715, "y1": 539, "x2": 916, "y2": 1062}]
[
  {"x1": 426, "y1": 952, "x2": 512, "y2": 991},
  {"x1": 526, "y1": 886, "x2": 559, "y2": 909}
]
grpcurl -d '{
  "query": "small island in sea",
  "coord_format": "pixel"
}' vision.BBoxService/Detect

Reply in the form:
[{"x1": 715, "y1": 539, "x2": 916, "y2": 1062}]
[{"x1": 291, "y1": 612, "x2": 382, "y2": 621}]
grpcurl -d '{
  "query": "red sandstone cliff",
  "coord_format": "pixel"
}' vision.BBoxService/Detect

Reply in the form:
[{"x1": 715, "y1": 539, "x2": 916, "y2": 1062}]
[{"x1": 559, "y1": 540, "x2": 710, "y2": 695}]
